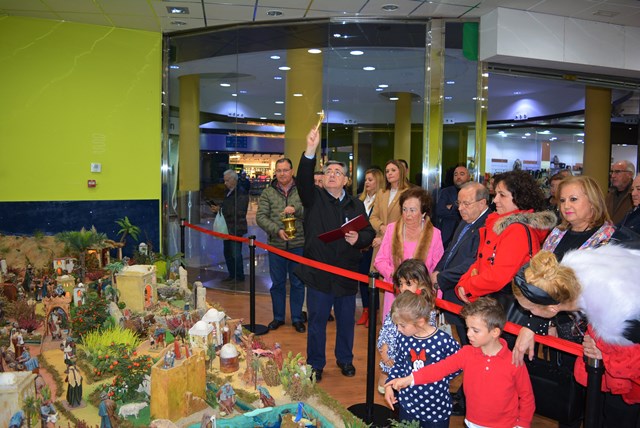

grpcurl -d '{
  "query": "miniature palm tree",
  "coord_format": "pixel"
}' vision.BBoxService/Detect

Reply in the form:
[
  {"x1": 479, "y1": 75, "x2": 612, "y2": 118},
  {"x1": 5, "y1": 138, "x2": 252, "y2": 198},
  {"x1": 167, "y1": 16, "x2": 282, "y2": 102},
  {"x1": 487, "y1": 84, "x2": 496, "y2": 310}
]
[
  {"x1": 104, "y1": 261, "x2": 125, "y2": 295},
  {"x1": 115, "y1": 216, "x2": 141, "y2": 245},
  {"x1": 56, "y1": 226, "x2": 107, "y2": 281},
  {"x1": 22, "y1": 396, "x2": 38, "y2": 428}
]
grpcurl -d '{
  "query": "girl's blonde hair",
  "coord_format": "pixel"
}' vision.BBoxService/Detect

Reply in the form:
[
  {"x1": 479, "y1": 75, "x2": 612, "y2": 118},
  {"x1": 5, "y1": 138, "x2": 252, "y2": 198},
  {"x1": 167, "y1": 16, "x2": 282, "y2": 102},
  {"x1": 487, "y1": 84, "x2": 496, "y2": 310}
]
[{"x1": 390, "y1": 287, "x2": 435, "y2": 325}]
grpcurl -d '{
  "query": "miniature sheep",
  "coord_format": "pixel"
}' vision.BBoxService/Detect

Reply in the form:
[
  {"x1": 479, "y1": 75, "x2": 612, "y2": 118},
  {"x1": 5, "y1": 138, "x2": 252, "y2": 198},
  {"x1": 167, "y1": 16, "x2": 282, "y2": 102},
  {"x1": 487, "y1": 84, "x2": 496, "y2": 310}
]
[{"x1": 118, "y1": 402, "x2": 148, "y2": 418}]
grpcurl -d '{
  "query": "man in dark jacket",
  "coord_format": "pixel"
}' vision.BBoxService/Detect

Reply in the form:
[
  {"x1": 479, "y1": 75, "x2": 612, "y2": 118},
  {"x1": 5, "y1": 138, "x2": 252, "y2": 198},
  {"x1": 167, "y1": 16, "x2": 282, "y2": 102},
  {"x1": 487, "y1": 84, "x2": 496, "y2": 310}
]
[
  {"x1": 431, "y1": 181, "x2": 490, "y2": 344},
  {"x1": 211, "y1": 169, "x2": 249, "y2": 281},
  {"x1": 295, "y1": 128, "x2": 375, "y2": 382}
]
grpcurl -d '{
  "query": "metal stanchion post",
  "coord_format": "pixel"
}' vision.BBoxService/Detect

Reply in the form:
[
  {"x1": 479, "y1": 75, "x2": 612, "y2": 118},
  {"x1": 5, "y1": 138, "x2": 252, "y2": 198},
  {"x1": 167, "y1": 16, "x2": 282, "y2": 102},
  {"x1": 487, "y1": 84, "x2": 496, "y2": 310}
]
[
  {"x1": 180, "y1": 218, "x2": 186, "y2": 256},
  {"x1": 348, "y1": 272, "x2": 394, "y2": 427},
  {"x1": 584, "y1": 357, "x2": 604, "y2": 428},
  {"x1": 245, "y1": 235, "x2": 268, "y2": 336}
]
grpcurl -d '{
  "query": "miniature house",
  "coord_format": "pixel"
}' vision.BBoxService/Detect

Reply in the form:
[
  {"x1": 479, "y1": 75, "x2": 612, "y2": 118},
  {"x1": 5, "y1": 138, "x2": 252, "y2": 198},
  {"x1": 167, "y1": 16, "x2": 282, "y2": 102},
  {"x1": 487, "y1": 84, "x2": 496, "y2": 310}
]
[
  {"x1": 116, "y1": 265, "x2": 157, "y2": 313},
  {"x1": 53, "y1": 258, "x2": 75, "y2": 275},
  {"x1": 201, "y1": 308, "x2": 226, "y2": 346},
  {"x1": 0, "y1": 372, "x2": 37, "y2": 427},
  {"x1": 188, "y1": 321, "x2": 214, "y2": 351},
  {"x1": 56, "y1": 275, "x2": 75, "y2": 295},
  {"x1": 73, "y1": 283, "x2": 86, "y2": 306}
]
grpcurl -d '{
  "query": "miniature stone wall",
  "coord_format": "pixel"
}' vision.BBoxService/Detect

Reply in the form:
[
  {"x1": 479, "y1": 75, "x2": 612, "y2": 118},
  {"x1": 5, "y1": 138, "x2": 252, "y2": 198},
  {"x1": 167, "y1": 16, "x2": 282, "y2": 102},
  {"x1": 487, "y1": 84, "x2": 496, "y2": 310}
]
[
  {"x1": 150, "y1": 348, "x2": 206, "y2": 421},
  {"x1": 116, "y1": 265, "x2": 157, "y2": 312}
]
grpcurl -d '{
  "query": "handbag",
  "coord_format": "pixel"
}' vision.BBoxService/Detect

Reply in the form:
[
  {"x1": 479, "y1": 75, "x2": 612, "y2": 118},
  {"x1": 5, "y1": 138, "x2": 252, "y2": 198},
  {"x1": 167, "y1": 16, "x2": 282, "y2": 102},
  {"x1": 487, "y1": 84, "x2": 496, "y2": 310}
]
[
  {"x1": 213, "y1": 211, "x2": 228, "y2": 235},
  {"x1": 526, "y1": 350, "x2": 585, "y2": 425}
]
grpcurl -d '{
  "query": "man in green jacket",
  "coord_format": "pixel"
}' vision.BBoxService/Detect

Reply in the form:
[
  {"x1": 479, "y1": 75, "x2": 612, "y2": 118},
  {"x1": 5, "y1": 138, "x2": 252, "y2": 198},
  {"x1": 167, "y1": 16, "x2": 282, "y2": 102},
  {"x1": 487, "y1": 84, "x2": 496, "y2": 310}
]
[{"x1": 256, "y1": 158, "x2": 306, "y2": 333}]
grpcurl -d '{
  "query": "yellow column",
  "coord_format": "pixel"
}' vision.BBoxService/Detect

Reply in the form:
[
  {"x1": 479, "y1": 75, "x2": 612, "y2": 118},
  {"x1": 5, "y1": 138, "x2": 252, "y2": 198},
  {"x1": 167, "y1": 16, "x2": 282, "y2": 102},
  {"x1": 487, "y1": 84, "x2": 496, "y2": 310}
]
[
  {"x1": 352, "y1": 129, "x2": 359, "y2": 195},
  {"x1": 583, "y1": 86, "x2": 611, "y2": 192},
  {"x1": 474, "y1": 64, "x2": 488, "y2": 180},
  {"x1": 394, "y1": 92, "x2": 412, "y2": 165},
  {"x1": 285, "y1": 49, "x2": 323, "y2": 162},
  {"x1": 178, "y1": 74, "x2": 200, "y2": 191}
]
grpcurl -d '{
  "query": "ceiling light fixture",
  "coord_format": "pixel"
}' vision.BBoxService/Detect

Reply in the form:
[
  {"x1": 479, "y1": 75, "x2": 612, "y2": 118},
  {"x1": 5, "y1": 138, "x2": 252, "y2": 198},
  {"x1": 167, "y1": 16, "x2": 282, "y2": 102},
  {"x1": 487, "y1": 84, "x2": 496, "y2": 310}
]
[
  {"x1": 167, "y1": 7, "x2": 189, "y2": 14},
  {"x1": 270, "y1": 55, "x2": 281, "y2": 60},
  {"x1": 382, "y1": 4, "x2": 399, "y2": 11},
  {"x1": 274, "y1": 112, "x2": 282, "y2": 116},
  {"x1": 169, "y1": 65, "x2": 179, "y2": 69},
  {"x1": 446, "y1": 80, "x2": 455, "y2": 85},
  {"x1": 375, "y1": 88, "x2": 383, "y2": 92},
  {"x1": 389, "y1": 97, "x2": 399, "y2": 101},
  {"x1": 278, "y1": 66, "x2": 291, "y2": 71},
  {"x1": 220, "y1": 83, "x2": 231, "y2": 87},
  {"x1": 333, "y1": 33, "x2": 342, "y2": 38},
  {"x1": 378, "y1": 84, "x2": 389, "y2": 88},
  {"x1": 232, "y1": 93, "x2": 237, "y2": 97},
  {"x1": 293, "y1": 93, "x2": 303, "y2": 97},
  {"x1": 266, "y1": 10, "x2": 283, "y2": 16},
  {"x1": 350, "y1": 50, "x2": 364, "y2": 56},
  {"x1": 274, "y1": 76, "x2": 282, "y2": 80},
  {"x1": 275, "y1": 101, "x2": 284, "y2": 104},
  {"x1": 308, "y1": 49, "x2": 322, "y2": 54},
  {"x1": 363, "y1": 66, "x2": 376, "y2": 71}
]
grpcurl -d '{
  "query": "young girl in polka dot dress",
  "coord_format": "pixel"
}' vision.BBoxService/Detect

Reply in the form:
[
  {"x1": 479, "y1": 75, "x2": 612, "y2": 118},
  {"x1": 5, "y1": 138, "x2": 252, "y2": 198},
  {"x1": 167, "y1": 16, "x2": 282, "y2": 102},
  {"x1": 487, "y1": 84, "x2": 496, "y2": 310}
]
[
  {"x1": 377, "y1": 259, "x2": 439, "y2": 394},
  {"x1": 384, "y1": 277, "x2": 460, "y2": 428}
]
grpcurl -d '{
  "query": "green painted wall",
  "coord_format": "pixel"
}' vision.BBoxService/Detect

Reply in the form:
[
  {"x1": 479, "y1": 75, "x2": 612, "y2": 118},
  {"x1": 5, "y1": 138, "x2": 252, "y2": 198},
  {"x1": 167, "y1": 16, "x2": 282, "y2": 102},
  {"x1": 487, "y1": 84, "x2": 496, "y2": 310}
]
[{"x1": 0, "y1": 16, "x2": 162, "y2": 202}]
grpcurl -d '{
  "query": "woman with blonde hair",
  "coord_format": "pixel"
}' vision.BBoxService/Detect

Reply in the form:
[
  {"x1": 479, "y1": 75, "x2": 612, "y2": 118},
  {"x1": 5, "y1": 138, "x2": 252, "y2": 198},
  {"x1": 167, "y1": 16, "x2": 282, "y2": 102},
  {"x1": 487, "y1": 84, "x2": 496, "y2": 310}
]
[
  {"x1": 374, "y1": 187, "x2": 444, "y2": 319},
  {"x1": 369, "y1": 160, "x2": 412, "y2": 259},
  {"x1": 356, "y1": 167, "x2": 385, "y2": 327},
  {"x1": 513, "y1": 246, "x2": 640, "y2": 427}
]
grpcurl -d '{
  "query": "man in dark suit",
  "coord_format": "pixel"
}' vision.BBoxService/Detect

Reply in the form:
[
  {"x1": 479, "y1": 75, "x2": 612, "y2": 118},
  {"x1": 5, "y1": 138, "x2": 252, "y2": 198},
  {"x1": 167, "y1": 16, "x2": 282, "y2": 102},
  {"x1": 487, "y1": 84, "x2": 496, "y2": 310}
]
[
  {"x1": 613, "y1": 174, "x2": 640, "y2": 246},
  {"x1": 431, "y1": 181, "x2": 490, "y2": 345},
  {"x1": 434, "y1": 165, "x2": 471, "y2": 247}
]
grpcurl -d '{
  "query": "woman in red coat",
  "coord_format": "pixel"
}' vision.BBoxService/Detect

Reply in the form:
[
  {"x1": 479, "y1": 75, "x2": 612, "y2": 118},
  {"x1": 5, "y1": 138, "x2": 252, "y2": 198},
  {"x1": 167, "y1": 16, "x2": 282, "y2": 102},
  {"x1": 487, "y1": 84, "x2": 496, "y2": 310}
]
[{"x1": 455, "y1": 170, "x2": 555, "y2": 304}]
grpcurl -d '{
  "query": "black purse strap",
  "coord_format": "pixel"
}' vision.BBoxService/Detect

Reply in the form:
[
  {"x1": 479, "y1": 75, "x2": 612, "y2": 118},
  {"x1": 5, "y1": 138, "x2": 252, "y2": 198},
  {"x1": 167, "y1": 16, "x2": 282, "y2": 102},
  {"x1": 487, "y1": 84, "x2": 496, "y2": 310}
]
[{"x1": 517, "y1": 222, "x2": 533, "y2": 259}]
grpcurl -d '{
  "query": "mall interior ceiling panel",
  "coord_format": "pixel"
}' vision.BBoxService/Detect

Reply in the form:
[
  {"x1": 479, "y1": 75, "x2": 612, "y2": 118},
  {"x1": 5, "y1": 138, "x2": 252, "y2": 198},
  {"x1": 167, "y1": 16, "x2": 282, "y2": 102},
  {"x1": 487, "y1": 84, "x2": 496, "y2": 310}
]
[{"x1": 1, "y1": 0, "x2": 639, "y2": 33}]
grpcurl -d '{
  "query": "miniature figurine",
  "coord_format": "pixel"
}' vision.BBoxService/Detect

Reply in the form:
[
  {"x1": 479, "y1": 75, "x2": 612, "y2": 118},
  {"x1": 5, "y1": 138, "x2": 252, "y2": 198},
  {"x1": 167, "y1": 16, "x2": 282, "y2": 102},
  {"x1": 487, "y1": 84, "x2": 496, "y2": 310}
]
[
  {"x1": 35, "y1": 280, "x2": 44, "y2": 301},
  {"x1": 154, "y1": 328, "x2": 166, "y2": 349},
  {"x1": 17, "y1": 346, "x2": 39, "y2": 373},
  {"x1": 40, "y1": 399, "x2": 58, "y2": 427},
  {"x1": 163, "y1": 350, "x2": 175, "y2": 369},
  {"x1": 99, "y1": 392, "x2": 117, "y2": 428},
  {"x1": 9, "y1": 410, "x2": 24, "y2": 428},
  {"x1": 65, "y1": 362, "x2": 83, "y2": 407},
  {"x1": 273, "y1": 343, "x2": 284, "y2": 370},
  {"x1": 174, "y1": 338, "x2": 182, "y2": 359},
  {"x1": 49, "y1": 311, "x2": 62, "y2": 340},
  {"x1": 234, "y1": 321, "x2": 243, "y2": 344},
  {"x1": 62, "y1": 337, "x2": 76, "y2": 366},
  {"x1": 15, "y1": 331, "x2": 24, "y2": 358},
  {"x1": 149, "y1": 333, "x2": 156, "y2": 349},
  {"x1": 216, "y1": 383, "x2": 236, "y2": 416},
  {"x1": 257, "y1": 385, "x2": 275, "y2": 408}
]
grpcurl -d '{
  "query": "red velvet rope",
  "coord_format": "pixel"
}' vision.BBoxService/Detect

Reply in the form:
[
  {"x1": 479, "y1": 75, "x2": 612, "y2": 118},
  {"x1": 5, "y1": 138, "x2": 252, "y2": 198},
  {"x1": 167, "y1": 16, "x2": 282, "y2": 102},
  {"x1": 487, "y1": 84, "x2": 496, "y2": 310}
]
[{"x1": 184, "y1": 221, "x2": 583, "y2": 357}]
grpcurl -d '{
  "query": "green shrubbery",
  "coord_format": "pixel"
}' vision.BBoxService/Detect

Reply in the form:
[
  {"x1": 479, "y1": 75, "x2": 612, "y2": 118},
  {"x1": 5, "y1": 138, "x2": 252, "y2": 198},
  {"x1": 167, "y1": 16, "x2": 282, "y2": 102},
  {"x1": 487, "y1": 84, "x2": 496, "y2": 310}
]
[{"x1": 80, "y1": 325, "x2": 142, "y2": 357}]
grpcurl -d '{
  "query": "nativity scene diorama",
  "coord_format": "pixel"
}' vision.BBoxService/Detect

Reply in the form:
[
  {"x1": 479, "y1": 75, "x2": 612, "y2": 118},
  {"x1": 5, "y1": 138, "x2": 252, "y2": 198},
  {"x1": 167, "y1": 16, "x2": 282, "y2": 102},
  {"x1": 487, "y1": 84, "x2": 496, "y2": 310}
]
[{"x1": 0, "y1": 220, "x2": 366, "y2": 428}]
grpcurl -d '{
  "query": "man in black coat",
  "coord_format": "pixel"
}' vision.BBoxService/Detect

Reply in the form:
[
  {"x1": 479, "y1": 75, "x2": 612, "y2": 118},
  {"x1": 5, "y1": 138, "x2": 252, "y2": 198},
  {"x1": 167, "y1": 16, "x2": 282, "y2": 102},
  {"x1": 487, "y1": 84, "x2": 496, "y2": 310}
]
[
  {"x1": 431, "y1": 181, "x2": 490, "y2": 345},
  {"x1": 295, "y1": 128, "x2": 375, "y2": 382},
  {"x1": 613, "y1": 174, "x2": 640, "y2": 247}
]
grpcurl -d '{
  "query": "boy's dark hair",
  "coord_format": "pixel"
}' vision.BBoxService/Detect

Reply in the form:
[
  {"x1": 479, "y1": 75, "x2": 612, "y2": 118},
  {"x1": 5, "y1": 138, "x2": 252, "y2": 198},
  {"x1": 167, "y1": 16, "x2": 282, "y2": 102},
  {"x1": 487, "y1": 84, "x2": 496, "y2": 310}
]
[{"x1": 460, "y1": 297, "x2": 506, "y2": 332}]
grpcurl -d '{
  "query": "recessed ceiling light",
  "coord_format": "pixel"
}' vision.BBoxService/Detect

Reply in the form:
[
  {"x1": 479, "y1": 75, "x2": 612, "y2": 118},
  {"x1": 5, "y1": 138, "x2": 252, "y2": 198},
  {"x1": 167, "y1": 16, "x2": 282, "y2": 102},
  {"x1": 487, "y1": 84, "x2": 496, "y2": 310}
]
[
  {"x1": 274, "y1": 76, "x2": 283, "y2": 80},
  {"x1": 270, "y1": 55, "x2": 281, "y2": 60},
  {"x1": 382, "y1": 4, "x2": 399, "y2": 11},
  {"x1": 239, "y1": 90, "x2": 247, "y2": 94},
  {"x1": 232, "y1": 93, "x2": 237, "y2": 97},
  {"x1": 279, "y1": 66, "x2": 291, "y2": 71},
  {"x1": 293, "y1": 93, "x2": 303, "y2": 97},
  {"x1": 333, "y1": 33, "x2": 342, "y2": 38},
  {"x1": 525, "y1": 133, "x2": 531, "y2": 136},
  {"x1": 513, "y1": 91, "x2": 522, "y2": 95},
  {"x1": 350, "y1": 50, "x2": 364, "y2": 56},
  {"x1": 308, "y1": 49, "x2": 322, "y2": 54},
  {"x1": 170, "y1": 21, "x2": 187, "y2": 26},
  {"x1": 363, "y1": 66, "x2": 376, "y2": 71},
  {"x1": 446, "y1": 80, "x2": 455, "y2": 85},
  {"x1": 220, "y1": 83, "x2": 231, "y2": 87},
  {"x1": 378, "y1": 84, "x2": 389, "y2": 88},
  {"x1": 275, "y1": 101, "x2": 284, "y2": 104},
  {"x1": 267, "y1": 10, "x2": 283, "y2": 16},
  {"x1": 444, "y1": 96, "x2": 453, "y2": 100},
  {"x1": 274, "y1": 112, "x2": 282, "y2": 116},
  {"x1": 169, "y1": 65, "x2": 179, "y2": 69},
  {"x1": 522, "y1": 136, "x2": 527, "y2": 139},
  {"x1": 389, "y1": 97, "x2": 399, "y2": 101},
  {"x1": 167, "y1": 7, "x2": 189, "y2": 14},
  {"x1": 332, "y1": 99, "x2": 340, "y2": 102},
  {"x1": 260, "y1": 117, "x2": 267, "y2": 120}
]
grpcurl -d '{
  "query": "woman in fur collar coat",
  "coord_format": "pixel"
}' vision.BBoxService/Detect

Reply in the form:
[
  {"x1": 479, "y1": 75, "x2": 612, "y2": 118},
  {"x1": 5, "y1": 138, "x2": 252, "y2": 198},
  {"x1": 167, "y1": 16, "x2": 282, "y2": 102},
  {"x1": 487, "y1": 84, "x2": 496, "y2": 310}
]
[
  {"x1": 455, "y1": 170, "x2": 556, "y2": 303},
  {"x1": 515, "y1": 245, "x2": 640, "y2": 425}
]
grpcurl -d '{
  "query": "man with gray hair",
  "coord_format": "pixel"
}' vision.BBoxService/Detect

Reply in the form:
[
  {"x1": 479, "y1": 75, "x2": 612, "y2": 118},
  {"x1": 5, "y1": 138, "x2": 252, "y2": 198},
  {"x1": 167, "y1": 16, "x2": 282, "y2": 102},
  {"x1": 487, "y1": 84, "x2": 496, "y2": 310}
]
[
  {"x1": 606, "y1": 160, "x2": 635, "y2": 224},
  {"x1": 295, "y1": 128, "x2": 375, "y2": 382},
  {"x1": 210, "y1": 169, "x2": 249, "y2": 282}
]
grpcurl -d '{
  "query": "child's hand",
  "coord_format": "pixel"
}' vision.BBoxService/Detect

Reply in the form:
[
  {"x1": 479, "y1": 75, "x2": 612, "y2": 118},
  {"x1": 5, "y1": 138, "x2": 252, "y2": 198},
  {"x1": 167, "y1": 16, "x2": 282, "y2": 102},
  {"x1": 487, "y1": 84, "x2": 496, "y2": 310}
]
[
  {"x1": 383, "y1": 358, "x2": 394, "y2": 367},
  {"x1": 384, "y1": 375, "x2": 412, "y2": 391},
  {"x1": 384, "y1": 385, "x2": 397, "y2": 409}
]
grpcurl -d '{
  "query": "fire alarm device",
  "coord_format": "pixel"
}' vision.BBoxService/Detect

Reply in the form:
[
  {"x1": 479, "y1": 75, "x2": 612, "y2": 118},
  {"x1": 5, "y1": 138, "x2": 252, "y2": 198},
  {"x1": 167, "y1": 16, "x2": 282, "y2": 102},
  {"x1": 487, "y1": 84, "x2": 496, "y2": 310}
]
[{"x1": 88, "y1": 180, "x2": 97, "y2": 188}]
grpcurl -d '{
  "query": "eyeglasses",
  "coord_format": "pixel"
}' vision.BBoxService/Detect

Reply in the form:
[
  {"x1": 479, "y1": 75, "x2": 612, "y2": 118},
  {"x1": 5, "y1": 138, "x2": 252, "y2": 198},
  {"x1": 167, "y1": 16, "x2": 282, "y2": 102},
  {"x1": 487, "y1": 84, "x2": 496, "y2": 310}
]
[
  {"x1": 611, "y1": 170, "x2": 632, "y2": 175},
  {"x1": 325, "y1": 170, "x2": 344, "y2": 177},
  {"x1": 275, "y1": 169, "x2": 291, "y2": 174},
  {"x1": 455, "y1": 200, "x2": 481, "y2": 207}
]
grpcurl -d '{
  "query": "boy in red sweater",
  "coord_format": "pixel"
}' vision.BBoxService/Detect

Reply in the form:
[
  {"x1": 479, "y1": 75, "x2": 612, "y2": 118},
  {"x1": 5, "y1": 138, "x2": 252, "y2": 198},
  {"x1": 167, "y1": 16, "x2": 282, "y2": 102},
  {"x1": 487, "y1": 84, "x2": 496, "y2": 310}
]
[{"x1": 385, "y1": 297, "x2": 535, "y2": 428}]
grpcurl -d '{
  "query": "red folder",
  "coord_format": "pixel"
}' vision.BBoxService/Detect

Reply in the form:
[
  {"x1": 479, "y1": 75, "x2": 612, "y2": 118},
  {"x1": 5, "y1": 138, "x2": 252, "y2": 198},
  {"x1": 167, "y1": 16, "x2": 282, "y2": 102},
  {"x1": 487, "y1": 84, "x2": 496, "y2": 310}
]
[{"x1": 318, "y1": 214, "x2": 369, "y2": 243}]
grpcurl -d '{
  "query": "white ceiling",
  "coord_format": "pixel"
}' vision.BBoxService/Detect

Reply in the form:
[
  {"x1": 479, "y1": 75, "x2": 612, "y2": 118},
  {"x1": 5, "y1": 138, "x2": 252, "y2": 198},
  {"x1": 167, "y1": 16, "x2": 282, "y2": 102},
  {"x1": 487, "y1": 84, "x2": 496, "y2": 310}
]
[{"x1": 1, "y1": 0, "x2": 639, "y2": 33}]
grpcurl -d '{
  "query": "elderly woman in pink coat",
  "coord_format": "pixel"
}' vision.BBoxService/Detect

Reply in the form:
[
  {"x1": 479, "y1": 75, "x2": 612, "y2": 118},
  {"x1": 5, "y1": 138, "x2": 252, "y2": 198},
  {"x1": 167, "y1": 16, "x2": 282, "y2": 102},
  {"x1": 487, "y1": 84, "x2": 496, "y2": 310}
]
[{"x1": 375, "y1": 187, "x2": 444, "y2": 319}]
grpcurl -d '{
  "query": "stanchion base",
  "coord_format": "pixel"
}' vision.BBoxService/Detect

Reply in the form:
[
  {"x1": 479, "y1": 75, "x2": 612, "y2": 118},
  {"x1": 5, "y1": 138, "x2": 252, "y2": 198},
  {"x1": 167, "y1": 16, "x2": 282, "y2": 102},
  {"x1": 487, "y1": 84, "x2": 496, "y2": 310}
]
[
  {"x1": 246, "y1": 324, "x2": 269, "y2": 336},
  {"x1": 348, "y1": 403, "x2": 395, "y2": 427}
]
